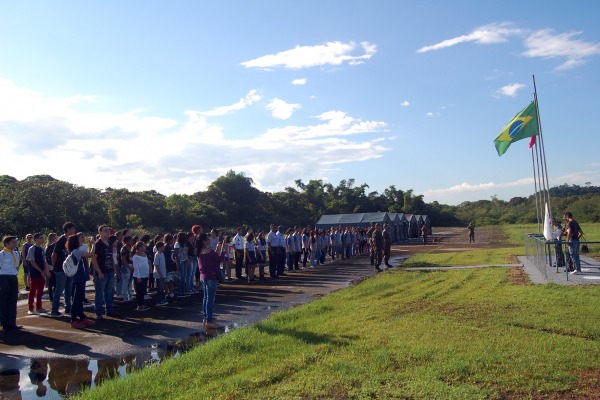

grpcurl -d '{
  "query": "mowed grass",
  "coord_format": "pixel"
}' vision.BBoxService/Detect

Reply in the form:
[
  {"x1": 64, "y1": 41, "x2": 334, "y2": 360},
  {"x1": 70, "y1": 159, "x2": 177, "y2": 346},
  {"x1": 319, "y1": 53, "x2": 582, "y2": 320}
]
[{"x1": 79, "y1": 266, "x2": 600, "y2": 400}]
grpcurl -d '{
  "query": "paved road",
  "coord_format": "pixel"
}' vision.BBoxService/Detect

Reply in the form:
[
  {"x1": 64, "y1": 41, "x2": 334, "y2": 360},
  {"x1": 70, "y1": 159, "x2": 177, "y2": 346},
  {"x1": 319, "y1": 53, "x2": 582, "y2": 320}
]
[{"x1": 0, "y1": 254, "x2": 379, "y2": 360}]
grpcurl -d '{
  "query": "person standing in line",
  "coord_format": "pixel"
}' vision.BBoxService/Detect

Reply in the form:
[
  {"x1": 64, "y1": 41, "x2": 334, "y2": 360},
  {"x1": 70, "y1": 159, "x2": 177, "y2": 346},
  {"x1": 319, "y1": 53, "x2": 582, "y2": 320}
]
[
  {"x1": 233, "y1": 228, "x2": 245, "y2": 280},
  {"x1": 50, "y1": 222, "x2": 77, "y2": 317},
  {"x1": 197, "y1": 233, "x2": 223, "y2": 328},
  {"x1": 163, "y1": 234, "x2": 177, "y2": 300},
  {"x1": 266, "y1": 225, "x2": 278, "y2": 278},
  {"x1": 421, "y1": 223, "x2": 428, "y2": 245},
  {"x1": 245, "y1": 232, "x2": 257, "y2": 282},
  {"x1": 285, "y1": 228, "x2": 295, "y2": 272},
  {"x1": 44, "y1": 233, "x2": 58, "y2": 302},
  {"x1": 21, "y1": 234, "x2": 34, "y2": 291},
  {"x1": 366, "y1": 223, "x2": 376, "y2": 265},
  {"x1": 551, "y1": 220, "x2": 566, "y2": 271},
  {"x1": 565, "y1": 212, "x2": 584, "y2": 275},
  {"x1": 293, "y1": 227, "x2": 302, "y2": 270},
  {"x1": 66, "y1": 234, "x2": 97, "y2": 328},
  {"x1": 153, "y1": 242, "x2": 168, "y2": 305},
  {"x1": 119, "y1": 236, "x2": 134, "y2": 303},
  {"x1": 276, "y1": 226, "x2": 287, "y2": 276},
  {"x1": 467, "y1": 223, "x2": 475, "y2": 243},
  {"x1": 26, "y1": 233, "x2": 50, "y2": 314},
  {"x1": 174, "y1": 232, "x2": 190, "y2": 297},
  {"x1": 383, "y1": 225, "x2": 393, "y2": 269},
  {"x1": 186, "y1": 233, "x2": 198, "y2": 294},
  {"x1": 132, "y1": 241, "x2": 150, "y2": 311},
  {"x1": 372, "y1": 223, "x2": 384, "y2": 272},
  {"x1": 0, "y1": 236, "x2": 22, "y2": 332},
  {"x1": 256, "y1": 231, "x2": 267, "y2": 280},
  {"x1": 301, "y1": 228, "x2": 310, "y2": 268},
  {"x1": 93, "y1": 225, "x2": 119, "y2": 319}
]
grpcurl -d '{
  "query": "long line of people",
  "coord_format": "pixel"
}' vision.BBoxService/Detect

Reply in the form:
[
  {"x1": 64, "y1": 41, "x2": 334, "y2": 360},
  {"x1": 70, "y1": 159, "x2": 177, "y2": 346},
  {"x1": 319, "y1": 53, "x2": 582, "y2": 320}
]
[{"x1": 1, "y1": 222, "x2": 382, "y2": 332}]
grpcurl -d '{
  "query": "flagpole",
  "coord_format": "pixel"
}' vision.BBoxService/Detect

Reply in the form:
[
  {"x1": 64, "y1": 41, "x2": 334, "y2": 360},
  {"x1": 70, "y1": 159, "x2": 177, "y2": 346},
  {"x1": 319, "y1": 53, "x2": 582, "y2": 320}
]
[
  {"x1": 532, "y1": 75, "x2": 552, "y2": 222},
  {"x1": 531, "y1": 144, "x2": 541, "y2": 233}
]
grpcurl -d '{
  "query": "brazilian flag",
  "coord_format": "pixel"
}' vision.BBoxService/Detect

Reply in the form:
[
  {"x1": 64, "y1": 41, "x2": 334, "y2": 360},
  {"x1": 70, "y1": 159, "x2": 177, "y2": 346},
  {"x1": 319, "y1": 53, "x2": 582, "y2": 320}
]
[{"x1": 493, "y1": 101, "x2": 539, "y2": 156}]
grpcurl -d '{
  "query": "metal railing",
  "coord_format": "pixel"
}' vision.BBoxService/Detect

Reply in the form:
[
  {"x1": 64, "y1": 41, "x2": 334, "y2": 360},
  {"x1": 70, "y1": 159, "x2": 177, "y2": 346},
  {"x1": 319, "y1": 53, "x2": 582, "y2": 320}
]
[{"x1": 524, "y1": 234, "x2": 599, "y2": 281}]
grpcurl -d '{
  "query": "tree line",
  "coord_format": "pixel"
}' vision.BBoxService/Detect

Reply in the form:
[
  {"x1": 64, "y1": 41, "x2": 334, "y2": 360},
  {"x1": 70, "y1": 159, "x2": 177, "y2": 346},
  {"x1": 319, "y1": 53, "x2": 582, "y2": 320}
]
[{"x1": 0, "y1": 172, "x2": 598, "y2": 236}]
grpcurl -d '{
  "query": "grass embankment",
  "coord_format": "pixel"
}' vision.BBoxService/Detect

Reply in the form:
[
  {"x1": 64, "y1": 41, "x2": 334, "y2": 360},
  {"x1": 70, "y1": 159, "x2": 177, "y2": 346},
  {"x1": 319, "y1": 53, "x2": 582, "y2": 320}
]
[{"x1": 79, "y1": 266, "x2": 600, "y2": 399}]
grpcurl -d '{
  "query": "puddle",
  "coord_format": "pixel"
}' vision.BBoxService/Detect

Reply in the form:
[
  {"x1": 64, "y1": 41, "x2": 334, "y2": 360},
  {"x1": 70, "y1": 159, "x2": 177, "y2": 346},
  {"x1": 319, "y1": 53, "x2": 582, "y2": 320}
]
[{"x1": 0, "y1": 326, "x2": 236, "y2": 399}]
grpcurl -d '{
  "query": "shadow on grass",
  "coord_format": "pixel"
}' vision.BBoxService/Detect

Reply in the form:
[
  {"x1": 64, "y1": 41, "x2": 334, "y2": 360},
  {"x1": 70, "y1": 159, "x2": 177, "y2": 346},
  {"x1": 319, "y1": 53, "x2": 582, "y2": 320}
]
[{"x1": 256, "y1": 324, "x2": 358, "y2": 347}]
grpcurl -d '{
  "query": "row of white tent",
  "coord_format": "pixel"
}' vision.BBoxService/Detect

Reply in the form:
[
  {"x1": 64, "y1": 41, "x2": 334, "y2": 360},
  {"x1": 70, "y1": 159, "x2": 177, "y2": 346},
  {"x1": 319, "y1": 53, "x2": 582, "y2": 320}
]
[{"x1": 315, "y1": 212, "x2": 432, "y2": 243}]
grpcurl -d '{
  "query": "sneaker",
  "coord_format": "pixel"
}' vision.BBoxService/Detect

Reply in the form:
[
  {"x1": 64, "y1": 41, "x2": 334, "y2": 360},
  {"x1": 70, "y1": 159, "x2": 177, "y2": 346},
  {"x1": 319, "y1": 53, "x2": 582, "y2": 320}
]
[
  {"x1": 35, "y1": 308, "x2": 48, "y2": 314},
  {"x1": 144, "y1": 295, "x2": 151, "y2": 300},
  {"x1": 95, "y1": 314, "x2": 104, "y2": 320},
  {"x1": 81, "y1": 318, "x2": 95, "y2": 326},
  {"x1": 136, "y1": 306, "x2": 150, "y2": 311},
  {"x1": 179, "y1": 293, "x2": 190, "y2": 298},
  {"x1": 27, "y1": 310, "x2": 36, "y2": 315},
  {"x1": 158, "y1": 299, "x2": 169, "y2": 305},
  {"x1": 71, "y1": 321, "x2": 85, "y2": 329},
  {"x1": 570, "y1": 270, "x2": 580, "y2": 275},
  {"x1": 49, "y1": 311, "x2": 63, "y2": 318},
  {"x1": 25, "y1": 286, "x2": 30, "y2": 291}
]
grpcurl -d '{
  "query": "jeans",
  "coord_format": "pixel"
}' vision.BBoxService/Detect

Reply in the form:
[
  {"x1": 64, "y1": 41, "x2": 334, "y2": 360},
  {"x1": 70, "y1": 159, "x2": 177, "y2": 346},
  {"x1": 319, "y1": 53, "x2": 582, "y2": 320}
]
[
  {"x1": 188, "y1": 258, "x2": 198, "y2": 289},
  {"x1": 71, "y1": 281, "x2": 86, "y2": 322},
  {"x1": 121, "y1": 267, "x2": 132, "y2": 301},
  {"x1": 310, "y1": 248, "x2": 320, "y2": 266},
  {"x1": 94, "y1": 272, "x2": 115, "y2": 316},
  {"x1": 201, "y1": 279, "x2": 218, "y2": 322},
  {"x1": 568, "y1": 240, "x2": 581, "y2": 272},
  {"x1": 178, "y1": 260, "x2": 189, "y2": 294},
  {"x1": 52, "y1": 271, "x2": 73, "y2": 314},
  {"x1": 0, "y1": 275, "x2": 18, "y2": 329}
]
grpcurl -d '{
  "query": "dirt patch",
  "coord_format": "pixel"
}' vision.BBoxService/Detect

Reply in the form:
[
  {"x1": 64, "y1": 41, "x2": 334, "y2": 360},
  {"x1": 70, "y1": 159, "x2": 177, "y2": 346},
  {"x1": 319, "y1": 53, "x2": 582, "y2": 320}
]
[
  {"x1": 501, "y1": 370, "x2": 600, "y2": 399},
  {"x1": 507, "y1": 267, "x2": 531, "y2": 286}
]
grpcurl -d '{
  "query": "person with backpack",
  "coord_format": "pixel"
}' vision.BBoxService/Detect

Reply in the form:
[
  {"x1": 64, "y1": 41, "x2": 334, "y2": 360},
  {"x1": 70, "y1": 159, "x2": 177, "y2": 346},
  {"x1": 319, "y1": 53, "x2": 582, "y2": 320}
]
[
  {"x1": 66, "y1": 234, "x2": 98, "y2": 329},
  {"x1": 50, "y1": 222, "x2": 77, "y2": 317}
]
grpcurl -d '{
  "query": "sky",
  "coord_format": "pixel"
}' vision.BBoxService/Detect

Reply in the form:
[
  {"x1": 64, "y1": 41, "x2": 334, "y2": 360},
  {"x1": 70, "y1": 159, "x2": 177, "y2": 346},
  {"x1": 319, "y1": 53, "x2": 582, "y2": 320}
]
[{"x1": 1, "y1": 0, "x2": 599, "y2": 205}]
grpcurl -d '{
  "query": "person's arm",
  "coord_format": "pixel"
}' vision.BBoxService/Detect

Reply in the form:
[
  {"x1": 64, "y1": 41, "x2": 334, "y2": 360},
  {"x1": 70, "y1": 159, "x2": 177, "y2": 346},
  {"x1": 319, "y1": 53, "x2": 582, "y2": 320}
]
[
  {"x1": 153, "y1": 257, "x2": 164, "y2": 279},
  {"x1": 82, "y1": 251, "x2": 101, "y2": 277},
  {"x1": 173, "y1": 246, "x2": 181, "y2": 271}
]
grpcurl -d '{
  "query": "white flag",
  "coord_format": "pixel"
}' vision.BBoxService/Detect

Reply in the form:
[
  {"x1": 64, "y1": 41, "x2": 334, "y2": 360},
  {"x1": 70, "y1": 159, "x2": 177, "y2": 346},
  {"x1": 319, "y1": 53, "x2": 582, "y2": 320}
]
[{"x1": 543, "y1": 202, "x2": 552, "y2": 240}]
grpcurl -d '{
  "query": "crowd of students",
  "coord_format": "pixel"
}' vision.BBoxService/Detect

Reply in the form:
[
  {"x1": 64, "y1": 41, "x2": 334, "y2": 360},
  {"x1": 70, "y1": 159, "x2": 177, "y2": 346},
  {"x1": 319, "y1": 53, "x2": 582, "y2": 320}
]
[{"x1": 0, "y1": 221, "x2": 393, "y2": 332}]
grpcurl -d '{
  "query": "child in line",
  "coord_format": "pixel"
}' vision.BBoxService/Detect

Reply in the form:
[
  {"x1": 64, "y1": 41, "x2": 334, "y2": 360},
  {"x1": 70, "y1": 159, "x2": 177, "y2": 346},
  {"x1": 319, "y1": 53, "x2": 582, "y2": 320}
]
[
  {"x1": 163, "y1": 234, "x2": 176, "y2": 299},
  {"x1": 132, "y1": 242, "x2": 150, "y2": 311},
  {"x1": 153, "y1": 242, "x2": 168, "y2": 306}
]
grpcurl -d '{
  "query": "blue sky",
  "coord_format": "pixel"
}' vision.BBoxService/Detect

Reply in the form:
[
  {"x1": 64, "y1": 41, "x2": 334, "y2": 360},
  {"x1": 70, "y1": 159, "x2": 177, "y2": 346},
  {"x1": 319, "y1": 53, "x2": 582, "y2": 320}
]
[{"x1": 1, "y1": 1, "x2": 599, "y2": 205}]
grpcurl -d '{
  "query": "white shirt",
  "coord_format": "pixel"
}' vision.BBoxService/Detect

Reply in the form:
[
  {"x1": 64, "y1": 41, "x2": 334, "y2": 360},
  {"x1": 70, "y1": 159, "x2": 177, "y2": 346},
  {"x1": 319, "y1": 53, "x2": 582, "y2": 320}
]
[
  {"x1": 266, "y1": 231, "x2": 277, "y2": 248},
  {"x1": 0, "y1": 250, "x2": 20, "y2": 276},
  {"x1": 233, "y1": 234, "x2": 244, "y2": 250},
  {"x1": 276, "y1": 232, "x2": 286, "y2": 247},
  {"x1": 133, "y1": 254, "x2": 150, "y2": 278}
]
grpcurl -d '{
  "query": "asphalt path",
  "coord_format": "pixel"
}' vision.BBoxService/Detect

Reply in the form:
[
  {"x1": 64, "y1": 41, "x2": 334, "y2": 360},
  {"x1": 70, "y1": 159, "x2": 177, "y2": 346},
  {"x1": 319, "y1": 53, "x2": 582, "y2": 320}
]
[{"x1": 0, "y1": 254, "x2": 380, "y2": 361}]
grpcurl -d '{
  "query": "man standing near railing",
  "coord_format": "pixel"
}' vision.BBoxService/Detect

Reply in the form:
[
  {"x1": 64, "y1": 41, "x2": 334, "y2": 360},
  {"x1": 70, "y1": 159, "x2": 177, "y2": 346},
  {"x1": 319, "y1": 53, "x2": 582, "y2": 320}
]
[{"x1": 565, "y1": 212, "x2": 584, "y2": 275}]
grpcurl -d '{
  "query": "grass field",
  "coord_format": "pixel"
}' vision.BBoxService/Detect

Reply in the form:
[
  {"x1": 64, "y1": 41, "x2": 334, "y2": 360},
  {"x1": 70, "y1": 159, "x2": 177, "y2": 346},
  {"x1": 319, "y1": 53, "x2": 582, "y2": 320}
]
[{"x1": 78, "y1": 225, "x2": 600, "y2": 399}]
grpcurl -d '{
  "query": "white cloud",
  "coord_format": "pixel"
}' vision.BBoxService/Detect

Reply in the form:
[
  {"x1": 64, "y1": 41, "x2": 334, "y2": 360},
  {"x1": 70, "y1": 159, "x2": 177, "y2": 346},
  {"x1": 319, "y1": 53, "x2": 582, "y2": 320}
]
[
  {"x1": 400, "y1": 101, "x2": 410, "y2": 107},
  {"x1": 200, "y1": 89, "x2": 262, "y2": 116},
  {"x1": 0, "y1": 78, "x2": 390, "y2": 194},
  {"x1": 495, "y1": 83, "x2": 526, "y2": 98},
  {"x1": 241, "y1": 41, "x2": 376, "y2": 70},
  {"x1": 426, "y1": 112, "x2": 440, "y2": 118},
  {"x1": 522, "y1": 29, "x2": 600, "y2": 71},
  {"x1": 417, "y1": 23, "x2": 522, "y2": 53},
  {"x1": 266, "y1": 98, "x2": 301, "y2": 120},
  {"x1": 292, "y1": 78, "x2": 307, "y2": 85}
]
